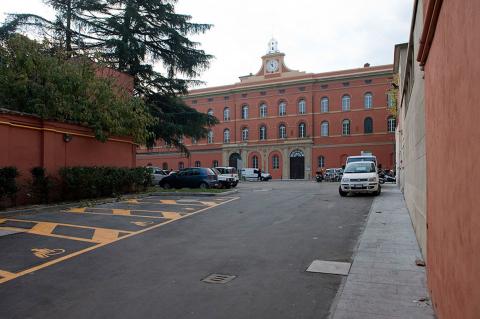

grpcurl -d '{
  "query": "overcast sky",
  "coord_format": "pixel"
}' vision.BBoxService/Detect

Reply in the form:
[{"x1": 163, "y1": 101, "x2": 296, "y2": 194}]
[{"x1": 1, "y1": 0, "x2": 413, "y2": 88}]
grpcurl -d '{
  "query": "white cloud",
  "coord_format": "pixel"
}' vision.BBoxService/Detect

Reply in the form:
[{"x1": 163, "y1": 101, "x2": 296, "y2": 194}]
[{"x1": 0, "y1": 0, "x2": 413, "y2": 88}]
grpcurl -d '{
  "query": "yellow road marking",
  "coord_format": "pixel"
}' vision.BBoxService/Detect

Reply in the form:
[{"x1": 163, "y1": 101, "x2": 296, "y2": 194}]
[
  {"x1": 29, "y1": 222, "x2": 56, "y2": 236},
  {"x1": 131, "y1": 221, "x2": 154, "y2": 227},
  {"x1": 112, "y1": 209, "x2": 131, "y2": 216},
  {"x1": 161, "y1": 212, "x2": 182, "y2": 220},
  {"x1": 0, "y1": 270, "x2": 16, "y2": 279},
  {"x1": 63, "y1": 210, "x2": 168, "y2": 220},
  {"x1": 160, "y1": 199, "x2": 177, "y2": 204},
  {"x1": 185, "y1": 208, "x2": 195, "y2": 211},
  {"x1": 126, "y1": 199, "x2": 139, "y2": 204},
  {"x1": 31, "y1": 248, "x2": 65, "y2": 259},
  {"x1": 199, "y1": 201, "x2": 217, "y2": 207},
  {"x1": 0, "y1": 197, "x2": 239, "y2": 285},
  {"x1": 0, "y1": 226, "x2": 27, "y2": 233},
  {"x1": 68, "y1": 208, "x2": 86, "y2": 213},
  {"x1": 92, "y1": 229, "x2": 121, "y2": 243},
  {"x1": 82, "y1": 207, "x2": 192, "y2": 216}
]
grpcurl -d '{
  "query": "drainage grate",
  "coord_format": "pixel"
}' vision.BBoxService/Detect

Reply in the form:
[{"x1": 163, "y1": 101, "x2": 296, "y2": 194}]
[{"x1": 202, "y1": 273, "x2": 236, "y2": 284}]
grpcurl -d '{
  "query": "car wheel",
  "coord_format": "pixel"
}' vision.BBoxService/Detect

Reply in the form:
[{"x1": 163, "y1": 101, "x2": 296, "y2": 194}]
[
  {"x1": 199, "y1": 182, "x2": 209, "y2": 190},
  {"x1": 339, "y1": 186, "x2": 347, "y2": 197},
  {"x1": 232, "y1": 181, "x2": 238, "y2": 187},
  {"x1": 374, "y1": 186, "x2": 381, "y2": 196},
  {"x1": 163, "y1": 182, "x2": 171, "y2": 189}
]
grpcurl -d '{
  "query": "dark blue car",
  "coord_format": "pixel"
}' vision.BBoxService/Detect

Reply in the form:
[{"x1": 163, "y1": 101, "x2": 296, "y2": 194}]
[{"x1": 159, "y1": 167, "x2": 219, "y2": 189}]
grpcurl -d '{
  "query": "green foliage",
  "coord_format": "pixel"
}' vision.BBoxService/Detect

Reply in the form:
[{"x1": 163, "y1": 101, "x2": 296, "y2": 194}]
[
  {"x1": 59, "y1": 166, "x2": 152, "y2": 200},
  {"x1": 0, "y1": 35, "x2": 154, "y2": 144},
  {"x1": 1, "y1": 1, "x2": 217, "y2": 151},
  {"x1": 29, "y1": 167, "x2": 54, "y2": 204},
  {"x1": 0, "y1": 167, "x2": 19, "y2": 202}
]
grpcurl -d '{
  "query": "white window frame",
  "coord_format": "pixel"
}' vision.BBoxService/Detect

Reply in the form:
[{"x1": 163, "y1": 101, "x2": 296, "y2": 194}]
[
  {"x1": 223, "y1": 107, "x2": 230, "y2": 121},
  {"x1": 298, "y1": 99, "x2": 306, "y2": 114},
  {"x1": 207, "y1": 130, "x2": 214, "y2": 143},
  {"x1": 279, "y1": 102, "x2": 286, "y2": 116},
  {"x1": 252, "y1": 156, "x2": 258, "y2": 169},
  {"x1": 388, "y1": 117, "x2": 396, "y2": 133},
  {"x1": 223, "y1": 129, "x2": 230, "y2": 143},
  {"x1": 299, "y1": 123, "x2": 306, "y2": 138},
  {"x1": 272, "y1": 155, "x2": 279, "y2": 169},
  {"x1": 321, "y1": 121, "x2": 329, "y2": 137},
  {"x1": 342, "y1": 95, "x2": 351, "y2": 111},
  {"x1": 279, "y1": 125, "x2": 287, "y2": 139},
  {"x1": 242, "y1": 128, "x2": 249, "y2": 141},
  {"x1": 364, "y1": 93, "x2": 373, "y2": 109},
  {"x1": 259, "y1": 126, "x2": 267, "y2": 140},
  {"x1": 342, "y1": 119, "x2": 351, "y2": 135},
  {"x1": 260, "y1": 104, "x2": 267, "y2": 118},
  {"x1": 242, "y1": 105, "x2": 249, "y2": 119},
  {"x1": 318, "y1": 156, "x2": 325, "y2": 168},
  {"x1": 321, "y1": 97, "x2": 329, "y2": 113}
]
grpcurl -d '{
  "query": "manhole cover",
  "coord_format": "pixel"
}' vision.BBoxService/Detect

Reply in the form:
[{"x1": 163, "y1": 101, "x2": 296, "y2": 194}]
[
  {"x1": 202, "y1": 273, "x2": 236, "y2": 284},
  {"x1": 306, "y1": 260, "x2": 351, "y2": 275}
]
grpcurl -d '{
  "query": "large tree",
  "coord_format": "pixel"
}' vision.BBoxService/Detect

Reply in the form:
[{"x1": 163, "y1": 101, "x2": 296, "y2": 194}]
[{"x1": 1, "y1": 0, "x2": 218, "y2": 151}]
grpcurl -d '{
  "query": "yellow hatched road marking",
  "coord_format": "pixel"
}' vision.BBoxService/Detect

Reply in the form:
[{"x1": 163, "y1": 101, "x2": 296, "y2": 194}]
[
  {"x1": 63, "y1": 210, "x2": 168, "y2": 220},
  {"x1": 0, "y1": 197, "x2": 239, "y2": 285},
  {"x1": 68, "y1": 208, "x2": 86, "y2": 213},
  {"x1": 112, "y1": 209, "x2": 131, "y2": 216},
  {"x1": 199, "y1": 201, "x2": 217, "y2": 207},
  {"x1": 29, "y1": 222, "x2": 57, "y2": 236},
  {"x1": 161, "y1": 212, "x2": 182, "y2": 220},
  {"x1": 0, "y1": 270, "x2": 16, "y2": 279},
  {"x1": 160, "y1": 199, "x2": 177, "y2": 205},
  {"x1": 92, "y1": 229, "x2": 121, "y2": 243},
  {"x1": 126, "y1": 199, "x2": 139, "y2": 204}
]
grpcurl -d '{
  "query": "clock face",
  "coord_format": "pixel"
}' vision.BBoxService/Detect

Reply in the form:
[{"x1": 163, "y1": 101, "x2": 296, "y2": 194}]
[{"x1": 266, "y1": 59, "x2": 279, "y2": 73}]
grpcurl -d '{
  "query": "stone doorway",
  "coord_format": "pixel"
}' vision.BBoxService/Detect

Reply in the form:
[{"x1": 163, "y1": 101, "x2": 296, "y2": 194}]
[{"x1": 289, "y1": 150, "x2": 305, "y2": 179}]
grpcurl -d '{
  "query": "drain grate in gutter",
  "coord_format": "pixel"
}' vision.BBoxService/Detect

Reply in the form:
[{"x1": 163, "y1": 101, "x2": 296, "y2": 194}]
[{"x1": 202, "y1": 273, "x2": 236, "y2": 284}]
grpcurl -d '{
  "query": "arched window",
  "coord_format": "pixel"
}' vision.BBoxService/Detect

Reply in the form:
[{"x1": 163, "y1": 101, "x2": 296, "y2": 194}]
[
  {"x1": 207, "y1": 109, "x2": 214, "y2": 116},
  {"x1": 318, "y1": 156, "x2": 325, "y2": 168},
  {"x1": 259, "y1": 103, "x2": 267, "y2": 118},
  {"x1": 342, "y1": 95, "x2": 351, "y2": 111},
  {"x1": 279, "y1": 101, "x2": 287, "y2": 116},
  {"x1": 241, "y1": 105, "x2": 249, "y2": 119},
  {"x1": 321, "y1": 121, "x2": 329, "y2": 137},
  {"x1": 298, "y1": 99, "x2": 306, "y2": 114},
  {"x1": 321, "y1": 97, "x2": 329, "y2": 113},
  {"x1": 387, "y1": 93, "x2": 395, "y2": 108},
  {"x1": 272, "y1": 155, "x2": 280, "y2": 169},
  {"x1": 388, "y1": 116, "x2": 396, "y2": 132},
  {"x1": 212, "y1": 160, "x2": 219, "y2": 168},
  {"x1": 252, "y1": 155, "x2": 259, "y2": 169},
  {"x1": 242, "y1": 127, "x2": 249, "y2": 141},
  {"x1": 342, "y1": 119, "x2": 351, "y2": 135},
  {"x1": 162, "y1": 162, "x2": 168, "y2": 170},
  {"x1": 223, "y1": 107, "x2": 230, "y2": 121},
  {"x1": 195, "y1": 160, "x2": 201, "y2": 167},
  {"x1": 279, "y1": 124, "x2": 287, "y2": 139},
  {"x1": 364, "y1": 117, "x2": 373, "y2": 134},
  {"x1": 259, "y1": 125, "x2": 267, "y2": 140},
  {"x1": 298, "y1": 122, "x2": 306, "y2": 138},
  {"x1": 178, "y1": 162, "x2": 184, "y2": 170},
  {"x1": 207, "y1": 130, "x2": 214, "y2": 143},
  {"x1": 364, "y1": 93, "x2": 373, "y2": 109},
  {"x1": 223, "y1": 129, "x2": 230, "y2": 143}
]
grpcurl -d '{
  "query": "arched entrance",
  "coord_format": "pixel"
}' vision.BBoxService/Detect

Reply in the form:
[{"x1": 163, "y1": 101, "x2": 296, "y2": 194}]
[
  {"x1": 290, "y1": 150, "x2": 305, "y2": 179},
  {"x1": 229, "y1": 153, "x2": 242, "y2": 169}
]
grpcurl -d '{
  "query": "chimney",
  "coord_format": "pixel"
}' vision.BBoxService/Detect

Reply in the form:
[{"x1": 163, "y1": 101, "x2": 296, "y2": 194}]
[{"x1": 364, "y1": 63, "x2": 370, "y2": 67}]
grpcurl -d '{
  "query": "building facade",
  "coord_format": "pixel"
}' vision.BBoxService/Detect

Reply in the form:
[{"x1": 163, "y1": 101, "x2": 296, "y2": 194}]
[{"x1": 137, "y1": 40, "x2": 395, "y2": 179}]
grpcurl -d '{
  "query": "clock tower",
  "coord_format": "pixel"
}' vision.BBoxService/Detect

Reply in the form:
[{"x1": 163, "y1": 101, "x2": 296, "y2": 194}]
[{"x1": 256, "y1": 38, "x2": 293, "y2": 77}]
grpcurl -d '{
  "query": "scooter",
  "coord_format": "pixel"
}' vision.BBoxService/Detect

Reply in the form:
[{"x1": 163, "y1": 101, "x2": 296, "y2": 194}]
[{"x1": 315, "y1": 173, "x2": 323, "y2": 182}]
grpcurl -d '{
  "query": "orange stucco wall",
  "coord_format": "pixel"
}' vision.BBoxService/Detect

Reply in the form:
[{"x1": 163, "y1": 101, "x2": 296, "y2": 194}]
[
  {"x1": 0, "y1": 112, "x2": 136, "y2": 204},
  {"x1": 424, "y1": 0, "x2": 480, "y2": 317}
]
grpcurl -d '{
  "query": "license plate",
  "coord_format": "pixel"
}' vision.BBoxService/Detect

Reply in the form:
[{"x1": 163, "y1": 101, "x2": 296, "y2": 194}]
[{"x1": 353, "y1": 184, "x2": 362, "y2": 188}]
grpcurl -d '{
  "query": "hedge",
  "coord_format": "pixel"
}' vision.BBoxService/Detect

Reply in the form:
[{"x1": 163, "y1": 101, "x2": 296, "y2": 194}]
[
  {"x1": 59, "y1": 166, "x2": 153, "y2": 200},
  {"x1": 0, "y1": 167, "x2": 19, "y2": 202}
]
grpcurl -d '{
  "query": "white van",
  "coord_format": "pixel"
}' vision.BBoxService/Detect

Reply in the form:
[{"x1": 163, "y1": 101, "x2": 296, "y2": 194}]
[{"x1": 240, "y1": 168, "x2": 272, "y2": 181}]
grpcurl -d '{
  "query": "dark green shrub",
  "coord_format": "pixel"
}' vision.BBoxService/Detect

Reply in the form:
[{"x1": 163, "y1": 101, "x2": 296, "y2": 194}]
[
  {"x1": 30, "y1": 167, "x2": 53, "y2": 204},
  {"x1": 0, "y1": 166, "x2": 19, "y2": 203},
  {"x1": 59, "y1": 166, "x2": 152, "y2": 200}
]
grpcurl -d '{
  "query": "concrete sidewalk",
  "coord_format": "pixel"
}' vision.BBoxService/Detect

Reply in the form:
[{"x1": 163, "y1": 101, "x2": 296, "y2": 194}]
[{"x1": 331, "y1": 185, "x2": 435, "y2": 319}]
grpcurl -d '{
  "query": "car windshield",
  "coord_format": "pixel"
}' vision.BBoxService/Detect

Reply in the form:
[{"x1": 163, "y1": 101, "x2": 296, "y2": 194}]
[
  {"x1": 344, "y1": 162, "x2": 376, "y2": 173},
  {"x1": 347, "y1": 157, "x2": 376, "y2": 164},
  {"x1": 212, "y1": 168, "x2": 221, "y2": 175}
]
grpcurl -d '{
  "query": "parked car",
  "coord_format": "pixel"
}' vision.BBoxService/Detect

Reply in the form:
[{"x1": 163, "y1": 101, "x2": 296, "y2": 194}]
[
  {"x1": 159, "y1": 167, "x2": 219, "y2": 189},
  {"x1": 240, "y1": 168, "x2": 272, "y2": 181},
  {"x1": 148, "y1": 167, "x2": 169, "y2": 185},
  {"x1": 324, "y1": 168, "x2": 337, "y2": 182},
  {"x1": 346, "y1": 155, "x2": 378, "y2": 167},
  {"x1": 214, "y1": 166, "x2": 239, "y2": 188},
  {"x1": 339, "y1": 161, "x2": 380, "y2": 196}
]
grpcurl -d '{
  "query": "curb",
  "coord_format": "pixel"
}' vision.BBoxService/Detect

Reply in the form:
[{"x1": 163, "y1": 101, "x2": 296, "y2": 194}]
[{"x1": 149, "y1": 189, "x2": 238, "y2": 197}]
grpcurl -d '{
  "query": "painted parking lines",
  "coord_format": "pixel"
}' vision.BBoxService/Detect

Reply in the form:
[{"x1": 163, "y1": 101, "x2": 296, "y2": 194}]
[
  {"x1": 0, "y1": 196, "x2": 239, "y2": 285},
  {"x1": 0, "y1": 219, "x2": 133, "y2": 244}
]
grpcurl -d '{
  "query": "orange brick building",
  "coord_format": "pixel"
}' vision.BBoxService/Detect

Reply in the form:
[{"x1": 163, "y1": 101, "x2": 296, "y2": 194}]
[{"x1": 137, "y1": 39, "x2": 395, "y2": 179}]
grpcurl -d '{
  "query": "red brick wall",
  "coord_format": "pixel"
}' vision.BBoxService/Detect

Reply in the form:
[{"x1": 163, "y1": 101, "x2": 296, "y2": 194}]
[
  {"x1": 423, "y1": 0, "x2": 480, "y2": 317},
  {"x1": 0, "y1": 112, "x2": 136, "y2": 204}
]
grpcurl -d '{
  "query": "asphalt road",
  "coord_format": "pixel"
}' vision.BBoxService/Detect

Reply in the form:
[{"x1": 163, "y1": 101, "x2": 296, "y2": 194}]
[{"x1": 0, "y1": 181, "x2": 374, "y2": 319}]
